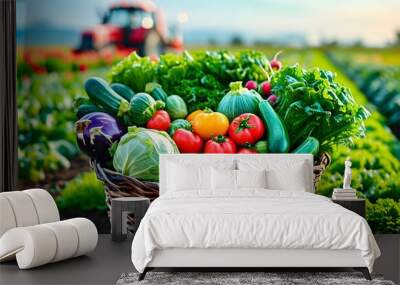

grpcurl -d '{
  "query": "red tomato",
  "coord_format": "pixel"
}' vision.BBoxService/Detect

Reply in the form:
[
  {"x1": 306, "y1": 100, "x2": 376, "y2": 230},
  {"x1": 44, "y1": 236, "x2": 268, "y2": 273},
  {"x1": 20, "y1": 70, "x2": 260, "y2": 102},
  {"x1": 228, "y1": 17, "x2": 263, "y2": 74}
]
[
  {"x1": 228, "y1": 113, "x2": 265, "y2": 145},
  {"x1": 237, "y1": 148, "x2": 257, "y2": 154},
  {"x1": 173, "y1": 129, "x2": 203, "y2": 153},
  {"x1": 146, "y1": 110, "x2": 171, "y2": 131},
  {"x1": 204, "y1": 135, "x2": 237, "y2": 153}
]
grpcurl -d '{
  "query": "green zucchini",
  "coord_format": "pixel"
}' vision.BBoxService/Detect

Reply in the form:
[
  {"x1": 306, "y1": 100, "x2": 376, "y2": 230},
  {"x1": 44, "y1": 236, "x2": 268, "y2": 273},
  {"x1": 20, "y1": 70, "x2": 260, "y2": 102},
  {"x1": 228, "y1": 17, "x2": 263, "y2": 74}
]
[
  {"x1": 258, "y1": 100, "x2": 290, "y2": 153},
  {"x1": 168, "y1": 119, "x2": 192, "y2": 136},
  {"x1": 110, "y1": 83, "x2": 135, "y2": 101},
  {"x1": 254, "y1": 140, "x2": 268, "y2": 153},
  {"x1": 84, "y1": 77, "x2": 129, "y2": 117},
  {"x1": 76, "y1": 103, "x2": 103, "y2": 119},
  {"x1": 292, "y1": 136, "x2": 319, "y2": 155},
  {"x1": 166, "y1": 95, "x2": 188, "y2": 120},
  {"x1": 127, "y1": 93, "x2": 165, "y2": 126},
  {"x1": 145, "y1": 82, "x2": 168, "y2": 102}
]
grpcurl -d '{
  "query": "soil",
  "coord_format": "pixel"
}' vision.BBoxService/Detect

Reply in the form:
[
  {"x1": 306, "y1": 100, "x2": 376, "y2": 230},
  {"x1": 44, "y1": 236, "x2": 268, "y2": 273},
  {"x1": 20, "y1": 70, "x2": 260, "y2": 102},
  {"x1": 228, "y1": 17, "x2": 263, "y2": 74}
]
[
  {"x1": 60, "y1": 208, "x2": 110, "y2": 234},
  {"x1": 16, "y1": 155, "x2": 92, "y2": 191}
]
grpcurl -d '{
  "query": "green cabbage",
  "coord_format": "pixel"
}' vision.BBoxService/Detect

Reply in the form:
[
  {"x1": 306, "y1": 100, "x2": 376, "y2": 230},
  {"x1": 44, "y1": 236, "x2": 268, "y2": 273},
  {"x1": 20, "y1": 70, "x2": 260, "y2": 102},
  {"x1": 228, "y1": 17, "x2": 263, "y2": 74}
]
[{"x1": 113, "y1": 127, "x2": 179, "y2": 181}]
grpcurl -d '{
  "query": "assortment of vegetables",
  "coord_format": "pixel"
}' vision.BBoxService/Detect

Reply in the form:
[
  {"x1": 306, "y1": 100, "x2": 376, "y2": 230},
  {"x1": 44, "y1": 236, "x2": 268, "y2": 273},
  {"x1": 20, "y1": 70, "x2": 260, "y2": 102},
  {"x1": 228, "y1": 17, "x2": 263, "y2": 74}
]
[
  {"x1": 16, "y1": 47, "x2": 397, "y2": 234},
  {"x1": 75, "y1": 50, "x2": 369, "y2": 185}
]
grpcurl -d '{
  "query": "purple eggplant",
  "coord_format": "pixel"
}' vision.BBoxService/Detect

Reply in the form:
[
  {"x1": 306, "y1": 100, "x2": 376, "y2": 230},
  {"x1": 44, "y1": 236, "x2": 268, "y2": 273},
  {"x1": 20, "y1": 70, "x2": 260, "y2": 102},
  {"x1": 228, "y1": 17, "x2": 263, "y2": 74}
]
[{"x1": 76, "y1": 112, "x2": 126, "y2": 162}]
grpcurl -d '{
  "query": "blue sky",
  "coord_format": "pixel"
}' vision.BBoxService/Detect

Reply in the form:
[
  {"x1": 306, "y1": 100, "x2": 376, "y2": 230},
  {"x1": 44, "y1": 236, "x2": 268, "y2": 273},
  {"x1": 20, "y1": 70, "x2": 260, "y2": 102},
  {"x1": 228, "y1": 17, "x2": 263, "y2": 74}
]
[{"x1": 17, "y1": 0, "x2": 400, "y2": 46}]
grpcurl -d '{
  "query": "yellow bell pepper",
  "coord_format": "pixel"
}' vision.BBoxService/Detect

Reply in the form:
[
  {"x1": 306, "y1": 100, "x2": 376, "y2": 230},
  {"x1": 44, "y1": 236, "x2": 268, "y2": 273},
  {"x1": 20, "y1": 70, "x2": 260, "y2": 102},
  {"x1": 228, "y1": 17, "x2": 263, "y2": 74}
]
[{"x1": 190, "y1": 109, "x2": 229, "y2": 140}]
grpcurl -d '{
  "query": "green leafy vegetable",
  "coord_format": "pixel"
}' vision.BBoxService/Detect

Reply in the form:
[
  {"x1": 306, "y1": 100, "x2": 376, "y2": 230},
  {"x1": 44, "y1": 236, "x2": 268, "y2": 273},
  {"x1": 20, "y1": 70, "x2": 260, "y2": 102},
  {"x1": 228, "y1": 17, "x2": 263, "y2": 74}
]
[
  {"x1": 272, "y1": 65, "x2": 370, "y2": 152},
  {"x1": 113, "y1": 127, "x2": 179, "y2": 181},
  {"x1": 110, "y1": 50, "x2": 271, "y2": 112}
]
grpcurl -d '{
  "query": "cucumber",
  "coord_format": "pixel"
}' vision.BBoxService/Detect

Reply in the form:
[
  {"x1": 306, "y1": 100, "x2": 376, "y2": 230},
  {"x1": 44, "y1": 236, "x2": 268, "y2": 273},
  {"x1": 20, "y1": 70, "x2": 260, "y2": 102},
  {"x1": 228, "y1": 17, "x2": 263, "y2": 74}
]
[
  {"x1": 166, "y1": 95, "x2": 188, "y2": 120},
  {"x1": 258, "y1": 100, "x2": 290, "y2": 153},
  {"x1": 292, "y1": 137, "x2": 319, "y2": 155},
  {"x1": 145, "y1": 82, "x2": 168, "y2": 102},
  {"x1": 168, "y1": 119, "x2": 192, "y2": 136},
  {"x1": 84, "y1": 77, "x2": 129, "y2": 117},
  {"x1": 111, "y1": 83, "x2": 135, "y2": 101},
  {"x1": 254, "y1": 140, "x2": 268, "y2": 153},
  {"x1": 76, "y1": 103, "x2": 103, "y2": 119}
]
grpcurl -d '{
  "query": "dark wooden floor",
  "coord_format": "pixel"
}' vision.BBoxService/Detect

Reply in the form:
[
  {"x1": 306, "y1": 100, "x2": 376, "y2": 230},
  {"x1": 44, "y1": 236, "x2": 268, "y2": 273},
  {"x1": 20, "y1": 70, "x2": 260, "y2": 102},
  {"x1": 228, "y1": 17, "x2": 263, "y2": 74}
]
[
  {"x1": 0, "y1": 235, "x2": 134, "y2": 285},
  {"x1": 1, "y1": 234, "x2": 398, "y2": 284}
]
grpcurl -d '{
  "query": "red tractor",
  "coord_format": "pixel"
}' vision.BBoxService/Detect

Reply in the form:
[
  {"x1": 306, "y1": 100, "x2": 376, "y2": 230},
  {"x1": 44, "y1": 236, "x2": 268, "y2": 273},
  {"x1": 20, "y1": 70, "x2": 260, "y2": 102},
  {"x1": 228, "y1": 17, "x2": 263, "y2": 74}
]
[{"x1": 75, "y1": 1, "x2": 183, "y2": 57}]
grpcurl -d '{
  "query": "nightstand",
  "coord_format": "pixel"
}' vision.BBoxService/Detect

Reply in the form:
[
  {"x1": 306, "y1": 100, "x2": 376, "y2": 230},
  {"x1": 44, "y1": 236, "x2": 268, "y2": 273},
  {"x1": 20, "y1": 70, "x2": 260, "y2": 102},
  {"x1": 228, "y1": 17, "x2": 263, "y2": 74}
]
[
  {"x1": 111, "y1": 197, "x2": 150, "y2": 242},
  {"x1": 332, "y1": 198, "x2": 365, "y2": 218}
]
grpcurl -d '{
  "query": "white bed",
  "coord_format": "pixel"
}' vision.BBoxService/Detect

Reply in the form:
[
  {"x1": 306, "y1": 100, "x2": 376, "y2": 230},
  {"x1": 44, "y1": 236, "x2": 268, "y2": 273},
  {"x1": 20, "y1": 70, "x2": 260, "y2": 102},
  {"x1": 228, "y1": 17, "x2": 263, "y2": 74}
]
[{"x1": 131, "y1": 154, "x2": 380, "y2": 280}]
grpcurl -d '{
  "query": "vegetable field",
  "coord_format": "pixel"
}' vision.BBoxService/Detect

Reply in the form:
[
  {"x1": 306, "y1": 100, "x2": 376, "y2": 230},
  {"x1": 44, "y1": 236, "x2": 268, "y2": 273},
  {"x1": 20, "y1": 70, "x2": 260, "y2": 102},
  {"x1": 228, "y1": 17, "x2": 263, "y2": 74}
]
[{"x1": 17, "y1": 46, "x2": 400, "y2": 233}]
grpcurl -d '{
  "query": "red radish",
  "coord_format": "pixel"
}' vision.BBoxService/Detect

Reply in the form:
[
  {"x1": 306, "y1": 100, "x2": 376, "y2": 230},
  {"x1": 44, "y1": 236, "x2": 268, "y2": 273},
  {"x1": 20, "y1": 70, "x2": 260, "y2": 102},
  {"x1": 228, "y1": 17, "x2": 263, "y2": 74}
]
[
  {"x1": 270, "y1": 51, "x2": 282, "y2": 71},
  {"x1": 245, "y1": 80, "x2": 257, "y2": 90},
  {"x1": 267, "y1": 95, "x2": 277, "y2": 105},
  {"x1": 270, "y1": 59, "x2": 282, "y2": 70},
  {"x1": 259, "y1": 81, "x2": 272, "y2": 97},
  {"x1": 237, "y1": 148, "x2": 257, "y2": 154}
]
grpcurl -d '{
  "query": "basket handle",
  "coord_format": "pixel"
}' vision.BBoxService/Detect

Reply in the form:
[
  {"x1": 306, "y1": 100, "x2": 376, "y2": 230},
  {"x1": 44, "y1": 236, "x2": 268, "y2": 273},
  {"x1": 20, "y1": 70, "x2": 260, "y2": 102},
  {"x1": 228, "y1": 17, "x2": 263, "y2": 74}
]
[{"x1": 91, "y1": 160, "x2": 120, "y2": 189}]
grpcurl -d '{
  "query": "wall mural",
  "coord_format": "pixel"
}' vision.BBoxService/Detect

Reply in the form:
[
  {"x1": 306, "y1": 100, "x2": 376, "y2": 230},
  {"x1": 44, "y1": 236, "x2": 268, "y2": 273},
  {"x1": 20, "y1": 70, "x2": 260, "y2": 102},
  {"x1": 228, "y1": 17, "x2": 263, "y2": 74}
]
[{"x1": 17, "y1": 0, "x2": 400, "y2": 234}]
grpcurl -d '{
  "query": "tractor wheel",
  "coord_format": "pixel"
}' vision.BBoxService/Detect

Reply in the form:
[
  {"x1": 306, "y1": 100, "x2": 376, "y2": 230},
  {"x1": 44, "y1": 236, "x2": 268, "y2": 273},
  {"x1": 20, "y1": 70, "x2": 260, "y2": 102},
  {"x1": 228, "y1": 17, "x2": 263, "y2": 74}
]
[{"x1": 139, "y1": 30, "x2": 164, "y2": 58}]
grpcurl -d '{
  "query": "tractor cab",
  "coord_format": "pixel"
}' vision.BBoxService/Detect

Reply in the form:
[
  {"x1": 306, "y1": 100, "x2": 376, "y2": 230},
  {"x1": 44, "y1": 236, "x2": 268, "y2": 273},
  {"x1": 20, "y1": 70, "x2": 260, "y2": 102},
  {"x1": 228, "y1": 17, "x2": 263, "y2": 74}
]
[{"x1": 75, "y1": 1, "x2": 183, "y2": 57}]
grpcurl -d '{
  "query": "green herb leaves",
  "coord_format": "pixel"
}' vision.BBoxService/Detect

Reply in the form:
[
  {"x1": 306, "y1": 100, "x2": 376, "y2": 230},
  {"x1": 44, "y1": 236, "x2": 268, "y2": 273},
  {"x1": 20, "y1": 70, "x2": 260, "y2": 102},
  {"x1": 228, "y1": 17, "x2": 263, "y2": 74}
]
[
  {"x1": 272, "y1": 65, "x2": 370, "y2": 152},
  {"x1": 110, "y1": 50, "x2": 271, "y2": 113}
]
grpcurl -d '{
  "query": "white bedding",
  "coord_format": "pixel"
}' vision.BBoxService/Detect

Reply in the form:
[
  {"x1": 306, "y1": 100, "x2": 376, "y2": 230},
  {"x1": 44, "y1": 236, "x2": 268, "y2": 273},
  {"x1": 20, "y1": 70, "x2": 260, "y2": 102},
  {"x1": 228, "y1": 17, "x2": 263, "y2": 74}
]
[{"x1": 131, "y1": 190, "x2": 380, "y2": 273}]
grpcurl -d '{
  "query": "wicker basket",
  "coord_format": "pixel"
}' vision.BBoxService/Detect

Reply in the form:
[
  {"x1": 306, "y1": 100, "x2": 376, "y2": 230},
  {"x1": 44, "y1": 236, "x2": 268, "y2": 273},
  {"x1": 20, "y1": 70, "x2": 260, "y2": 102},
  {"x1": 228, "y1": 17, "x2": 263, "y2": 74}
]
[{"x1": 92, "y1": 153, "x2": 331, "y2": 229}]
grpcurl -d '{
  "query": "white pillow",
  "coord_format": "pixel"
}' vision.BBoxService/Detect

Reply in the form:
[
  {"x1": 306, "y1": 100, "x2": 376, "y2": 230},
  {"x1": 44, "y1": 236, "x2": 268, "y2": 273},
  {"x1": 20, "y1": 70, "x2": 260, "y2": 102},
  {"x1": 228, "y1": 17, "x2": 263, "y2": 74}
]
[
  {"x1": 212, "y1": 168, "x2": 237, "y2": 190},
  {"x1": 266, "y1": 163, "x2": 309, "y2": 191},
  {"x1": 236, "y1": 169, "x2": 267, "y2": 189},
  {"x1": 167, "y1": 162, "x2": 212, "y2": 192},
  {"x1": 238, "y1": 158, "x2": 312, "y2": 191}
]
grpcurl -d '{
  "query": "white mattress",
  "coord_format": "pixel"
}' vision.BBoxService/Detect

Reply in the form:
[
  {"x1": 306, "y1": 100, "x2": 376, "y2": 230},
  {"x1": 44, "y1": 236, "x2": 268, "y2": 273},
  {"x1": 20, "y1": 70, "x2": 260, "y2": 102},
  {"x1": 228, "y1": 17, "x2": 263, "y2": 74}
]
[{"x1": 131, "y1": 190, "x2": 380, "y2": 273}]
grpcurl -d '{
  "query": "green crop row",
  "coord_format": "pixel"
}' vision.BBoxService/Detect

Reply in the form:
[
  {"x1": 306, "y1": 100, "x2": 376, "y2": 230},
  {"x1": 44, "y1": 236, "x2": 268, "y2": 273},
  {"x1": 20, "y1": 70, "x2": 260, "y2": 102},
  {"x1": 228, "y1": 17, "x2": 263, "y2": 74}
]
[
  {"x1": 17, "y1": 69, "x2": 107, "y2": 182},
  {"x1": 305, "y1": 51, "x2": 400, "y2": 233},
  {"x1": 327, "y1": 52, "x2": 400, "y2": 138}
]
